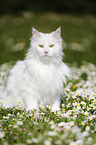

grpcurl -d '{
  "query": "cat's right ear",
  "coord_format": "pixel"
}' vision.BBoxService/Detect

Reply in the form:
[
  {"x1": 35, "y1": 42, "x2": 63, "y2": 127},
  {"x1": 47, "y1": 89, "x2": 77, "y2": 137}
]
[{"x1": 32, "y1": 27, "x2": 41, "y2": 37}]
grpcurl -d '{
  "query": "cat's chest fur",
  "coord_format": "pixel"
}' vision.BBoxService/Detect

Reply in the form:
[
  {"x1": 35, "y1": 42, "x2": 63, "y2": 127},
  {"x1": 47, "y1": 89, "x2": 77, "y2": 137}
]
[{"x1": 24, "y1": 59, "x2": 65, "y2": 98}]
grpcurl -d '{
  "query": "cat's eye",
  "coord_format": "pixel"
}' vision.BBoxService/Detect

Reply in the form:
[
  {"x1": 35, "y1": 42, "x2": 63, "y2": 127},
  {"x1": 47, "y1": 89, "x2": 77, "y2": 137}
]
[
  {"x1": 49, "y1": 44, "x2": 54, "y2": 48},
  {"x1": 39, "y1": 45, "x2": 44, "y2": 48}
]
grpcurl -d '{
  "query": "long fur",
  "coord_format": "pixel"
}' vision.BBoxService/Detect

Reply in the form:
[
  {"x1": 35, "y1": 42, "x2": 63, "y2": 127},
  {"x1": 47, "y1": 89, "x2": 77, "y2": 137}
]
[{"x1": 1, "y1": 27, "x2": 71, "y2": 111}]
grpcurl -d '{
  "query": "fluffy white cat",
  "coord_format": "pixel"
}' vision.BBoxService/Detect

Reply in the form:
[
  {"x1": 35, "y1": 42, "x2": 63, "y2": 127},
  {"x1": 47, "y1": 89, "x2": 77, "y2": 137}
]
[{"x1": 1, "y1": 27, "x2": 71, "y2": 111}]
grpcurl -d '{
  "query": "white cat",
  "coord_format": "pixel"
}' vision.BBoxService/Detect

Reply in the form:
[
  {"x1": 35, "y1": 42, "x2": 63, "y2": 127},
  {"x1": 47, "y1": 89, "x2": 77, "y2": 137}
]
[{"x1": 1, "y1": 27, "x2": 71, "y2": 111}]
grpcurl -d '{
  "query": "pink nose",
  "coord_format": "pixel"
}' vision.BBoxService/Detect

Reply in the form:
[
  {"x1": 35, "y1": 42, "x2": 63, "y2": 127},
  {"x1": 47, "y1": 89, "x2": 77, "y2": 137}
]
[{"x1": 44, "y1": 51, "x2": 48, "y2": 54}]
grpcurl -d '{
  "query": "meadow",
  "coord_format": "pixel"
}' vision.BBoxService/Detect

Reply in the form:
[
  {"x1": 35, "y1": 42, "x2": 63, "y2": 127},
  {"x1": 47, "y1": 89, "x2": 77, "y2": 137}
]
[{"x1": 0, "y1": 12, "x2": 96, "y2": 145}]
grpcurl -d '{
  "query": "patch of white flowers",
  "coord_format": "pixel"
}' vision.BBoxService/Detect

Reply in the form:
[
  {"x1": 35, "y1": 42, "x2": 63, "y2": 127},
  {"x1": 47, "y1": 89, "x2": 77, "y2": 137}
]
[{"x1": 0, "y1": 61, "x2": 96, "y2": 145}]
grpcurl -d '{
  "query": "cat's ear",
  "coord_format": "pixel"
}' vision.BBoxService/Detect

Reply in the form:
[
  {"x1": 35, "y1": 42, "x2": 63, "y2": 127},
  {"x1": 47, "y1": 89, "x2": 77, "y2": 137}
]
[
  {"x1": 52, "y1": 27, "x2": 61, "y2": 38},
  {"x1": 32, "y1": 27, "x2": 41, "y2": 37}
]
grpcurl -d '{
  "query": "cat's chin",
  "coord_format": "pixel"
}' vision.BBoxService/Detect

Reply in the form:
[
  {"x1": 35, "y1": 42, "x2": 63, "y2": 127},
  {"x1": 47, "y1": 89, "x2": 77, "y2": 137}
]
[{"x1": 43, "y1": 55, "x2": 50, "y2": 61}]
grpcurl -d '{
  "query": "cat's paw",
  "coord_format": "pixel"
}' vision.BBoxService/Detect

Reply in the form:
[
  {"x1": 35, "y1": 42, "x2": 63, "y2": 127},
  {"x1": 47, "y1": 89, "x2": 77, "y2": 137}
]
[
  {"x1": 51, "y1": 106, "x2": 60, "y2": 112},
  {"x1": 26, "y1": 106, "x2": 38, "y2": 112}
]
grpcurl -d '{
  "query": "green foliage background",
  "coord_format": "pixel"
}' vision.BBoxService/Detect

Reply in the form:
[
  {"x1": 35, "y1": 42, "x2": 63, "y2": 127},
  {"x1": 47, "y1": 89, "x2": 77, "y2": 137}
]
[{"x1": 0, "y1": 13, "x2": 96, "y2": 66}]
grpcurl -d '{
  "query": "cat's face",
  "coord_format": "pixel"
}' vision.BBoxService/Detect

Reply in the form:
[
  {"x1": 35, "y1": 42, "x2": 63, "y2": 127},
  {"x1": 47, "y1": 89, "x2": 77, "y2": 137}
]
[{"x1": 30, "y1": 27, "x2": 62, "y2": 60}]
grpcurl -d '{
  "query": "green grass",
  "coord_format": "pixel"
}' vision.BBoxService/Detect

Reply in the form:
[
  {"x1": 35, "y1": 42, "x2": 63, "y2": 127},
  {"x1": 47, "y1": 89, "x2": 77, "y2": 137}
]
[{"x1": 0, "y1": 13, "x2": 96, "y2": 145}]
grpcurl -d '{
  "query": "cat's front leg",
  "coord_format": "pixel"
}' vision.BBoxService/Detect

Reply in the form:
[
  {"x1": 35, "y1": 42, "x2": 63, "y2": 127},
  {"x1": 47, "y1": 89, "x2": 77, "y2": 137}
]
[
  {"x1": 26, "y1": 99, "x2": 38, "y2": 111},
  {"x1": 22, "y1": 94, "x2": 38, "y2": 111},
  {"x1": 51, "y1": 96, "x2": 61, "y2": 112}
]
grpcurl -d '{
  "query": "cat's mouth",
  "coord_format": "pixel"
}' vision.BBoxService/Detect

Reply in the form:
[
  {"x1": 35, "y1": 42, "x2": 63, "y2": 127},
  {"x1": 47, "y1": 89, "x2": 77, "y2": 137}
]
[
  {"x1": 43, "y1": 54, "x2": 51, "y2": 60},
  {"x1": 44, "y1": 53, "x2": 49, "y2": 57},
  {"x1": 44, "y1": 54, "x2": 50, "y2": 58},
  {"x1": 44, "y1": 54, "x2": 48, "y2": 56}
]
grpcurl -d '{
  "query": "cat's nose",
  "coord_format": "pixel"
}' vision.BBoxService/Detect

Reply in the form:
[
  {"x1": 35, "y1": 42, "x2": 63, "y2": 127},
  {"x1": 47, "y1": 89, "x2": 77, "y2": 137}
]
[{"x1": 44, "y1": 51, "x2": 48, "y2": 54}]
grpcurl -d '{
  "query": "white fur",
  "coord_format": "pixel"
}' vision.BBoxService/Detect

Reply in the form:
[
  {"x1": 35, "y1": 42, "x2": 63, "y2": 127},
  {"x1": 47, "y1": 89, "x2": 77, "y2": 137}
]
[{"x1": 1, "y1": 27, "x2": 71, "y2": 111}]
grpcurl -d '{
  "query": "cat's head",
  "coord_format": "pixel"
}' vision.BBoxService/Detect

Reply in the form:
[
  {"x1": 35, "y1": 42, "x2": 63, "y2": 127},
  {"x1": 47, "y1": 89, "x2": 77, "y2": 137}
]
[{"x1": 30, "y1": 27, "x2": 63, "y2": 62}]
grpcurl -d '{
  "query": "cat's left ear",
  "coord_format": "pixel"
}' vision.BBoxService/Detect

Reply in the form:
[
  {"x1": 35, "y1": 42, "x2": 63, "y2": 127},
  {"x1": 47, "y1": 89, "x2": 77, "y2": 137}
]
[
  {"x1": 52, "y1": 27, "x2": 61, "y2": 38},
  {"x1": 32, "y1": 27, "x2": 41, "y2": 37}
]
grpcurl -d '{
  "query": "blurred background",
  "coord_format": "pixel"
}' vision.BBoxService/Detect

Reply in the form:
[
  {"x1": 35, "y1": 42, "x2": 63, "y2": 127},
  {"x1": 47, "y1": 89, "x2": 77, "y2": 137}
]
[
  {"x1": 0, "y1": 0, "x2": 96, "y2": 15},
  {"x1": 0, "y1": 0, "x2": 96, "y2": 65}
]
